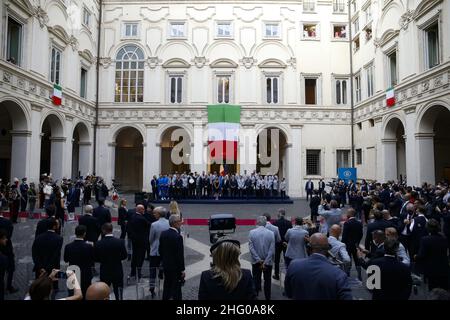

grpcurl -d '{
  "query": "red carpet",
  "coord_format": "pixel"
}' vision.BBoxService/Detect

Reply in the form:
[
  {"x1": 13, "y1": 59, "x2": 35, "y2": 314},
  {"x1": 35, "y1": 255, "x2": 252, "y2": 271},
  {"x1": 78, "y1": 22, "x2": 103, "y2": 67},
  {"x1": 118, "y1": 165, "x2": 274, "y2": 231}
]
[{"x1": 0, "y1": 211, "x2": 258, "y2": 226}]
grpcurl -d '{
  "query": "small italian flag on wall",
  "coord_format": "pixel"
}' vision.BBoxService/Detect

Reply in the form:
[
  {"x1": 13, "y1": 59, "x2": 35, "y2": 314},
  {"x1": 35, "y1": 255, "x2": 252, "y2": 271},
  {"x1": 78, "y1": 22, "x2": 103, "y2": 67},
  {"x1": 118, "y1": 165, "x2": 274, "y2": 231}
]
[
  {"x1": 207, "y1": 104, "x2": 241, "y2": 163},
  {"x1": 52, "y1": 84, "x2": 62, "y2": 105},
  {"x1": 386, "y1": 87, "x2": 395, "y2": 107}
]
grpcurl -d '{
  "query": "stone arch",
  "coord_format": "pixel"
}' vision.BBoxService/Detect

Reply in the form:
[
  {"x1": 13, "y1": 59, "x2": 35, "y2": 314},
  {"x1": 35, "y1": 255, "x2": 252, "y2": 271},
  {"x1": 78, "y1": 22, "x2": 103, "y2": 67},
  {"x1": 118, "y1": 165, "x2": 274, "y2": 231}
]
[
  {"x1": 381, "y1": 115, "x2": 406, "y2": 182},
  {"x1": 255, "y1": 125, "x2": 289, "y2": 178},
  {"x1": 159, "y1": 125, "x2": 192, "y2": 175},
  {"x1": 255, "y1": 123, "x2": 291, "y2": 145},
  {"x1": 210, "y1": 58, "x2": 238, "y2": 68},
  {"x1": 40, "y1": 112, "x2": 66, "y2": 179},
  {"x1": 0, "y1": 98, "x2": 30, "y2": 183},
  {"x1": 72, "y1": 121, "x2": 91, "y2": 178},
  {"x1": 111, "y1": 123, "x2": 146, "y2": 143},
  {"x1": 156, "y1": 41, "x2": 195, "y2": 61},
  {"x1": 415, "y1": 100, "x2": 450, "y2": 184},
  {"x1": 157, "y1": 123, "x2": 194, "y2": 145},
  {"x1": 375, "y1": 0, "x2": 405, "y2": 39},
  {"x1": 108, "y1": 42, "x2": 148, "y2": 60},
  {"x1": 416, "y1": 99, "x2": 450, "y2": 133},
  {"x1": 162, "y1": 58, "x2": 191, "y2": 68},
  {"x1": 114, "y1": 126, "x2": 144, "y2": 191},
  {"x1": 382, "y1": 113, "x2": 406, "y2": 139},
  {"x1": 204, "y1": 40, "x2": 244, "y2": 62},
  {"x1": 251, "y1": 41, "x2": 293, "y2": 61},
  {"x1": 0, "y1": 96, "x2": 30, "y2": 130}
]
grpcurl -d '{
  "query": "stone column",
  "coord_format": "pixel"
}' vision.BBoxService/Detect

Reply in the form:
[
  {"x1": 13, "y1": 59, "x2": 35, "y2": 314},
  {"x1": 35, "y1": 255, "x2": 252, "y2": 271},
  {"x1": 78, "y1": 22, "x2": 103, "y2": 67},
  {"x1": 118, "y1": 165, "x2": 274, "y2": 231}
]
[
  {"x1": 95, "y1": 125, "x2": 112, "y2": 185},
  {"x1": 404, "y1": 106, "x2": 418, "y2": 186},
  {"x1": 416, "y1": 133, "x2": 435, "y2": 185},
  {"x1": 78, "y1": 142, "x2": 92, "y2": 178},
  {"x1": 29, "y1": 105, "x2": 43, "y2": 182},
  {"x1": 288, "y1": 125, "x2": 302, "y2": 198},
  {"x1": 239, "y1": 125, "x2": 257, "y2": 175},
  {"x1": 144, "y1": 125, "x2": 160, "y2": 186},
  {"x1": 63, "y1": 117, "x2": 74, "y2": 179},
  {"x1": 190, "y1": 123, "x2": 206, "y2": 173},
  {"x1": 381, "y1": 138, "x2": 398, "y2": 181},
  {"x1": 374, "y1": 117, "x2": 383, "y2": 182},
  {"x1": 49, "y1": 137, "x2": 66, "y2": 180},
  {"x1": 9, "y1": 130, "x2": 31, "y2": 181}
]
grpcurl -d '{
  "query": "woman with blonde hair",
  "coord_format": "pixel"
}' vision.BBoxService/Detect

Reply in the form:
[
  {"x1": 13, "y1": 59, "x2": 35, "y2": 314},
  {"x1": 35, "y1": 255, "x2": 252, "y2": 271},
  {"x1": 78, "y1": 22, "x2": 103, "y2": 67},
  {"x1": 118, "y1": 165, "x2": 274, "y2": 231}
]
[
  {"x1": 198, "y1": 239, "x2": 256, "y2": 300},
  {"x1": 168, "y1": 200, "x2": 181, "y2": 218}
]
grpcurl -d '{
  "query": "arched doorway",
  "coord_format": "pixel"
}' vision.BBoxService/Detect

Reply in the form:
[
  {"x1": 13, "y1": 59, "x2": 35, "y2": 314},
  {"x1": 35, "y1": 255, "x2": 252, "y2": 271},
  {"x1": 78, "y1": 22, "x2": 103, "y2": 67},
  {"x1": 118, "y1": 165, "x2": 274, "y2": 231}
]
[
  {"x1": 160, "y1": 127, "x2": 191, "y2": 174},
  {"x1": 418, "y1": 105, "x2": 450, "y2": 184},
  {"x1": 72, "y1": 122, "x2": 90, "y2": 179},
  {"x1": 256, "y1": 127, "x2": 288, "y2": 178},
  {"x1": 383, "y1": 117, "x2": 406, "y2": 182},
  {"x1": 40, "y1": 114, "x2": 64, "y2": 179},
  {"x1": 115, "y1": 127, "x2": 143, "y2": 191},
  {"x1": 0, "y1": 100, "x2": 28, "y2": 182}
]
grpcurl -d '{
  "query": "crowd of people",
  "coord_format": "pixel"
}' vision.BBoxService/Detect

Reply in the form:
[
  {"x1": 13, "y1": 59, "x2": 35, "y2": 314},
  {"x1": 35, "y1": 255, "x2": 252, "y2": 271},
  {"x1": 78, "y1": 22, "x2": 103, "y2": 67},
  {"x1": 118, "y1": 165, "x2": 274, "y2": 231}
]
[
  {"x1": 151, "y1": 171, "x2": 288, "y2": 200},
  {"x1": 1, "y1": 173, "x2": 450, "y2": 301}
]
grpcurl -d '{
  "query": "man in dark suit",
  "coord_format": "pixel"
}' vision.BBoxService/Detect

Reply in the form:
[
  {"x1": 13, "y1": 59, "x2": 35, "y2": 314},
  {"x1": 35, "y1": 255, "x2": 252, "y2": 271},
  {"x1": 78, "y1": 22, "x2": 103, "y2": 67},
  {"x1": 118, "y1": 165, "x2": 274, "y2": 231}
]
[
  {"x1": 31, "y1": 217, "x2": 63, "y2": 278},
  {"x1": 309, "y1": 191, "x2": 321, "y2": 223},
  {"x1": 379, "y1": 183, "x2": 392, "y2": 209},
  {"x1": 159, "y1": 214, "x2": 185, "y2": 300},
  {"x1": 0, "y1": 212, "x2": 17, "y2": 294},
  {"x1": 365, "y1": 210, "x2": 391, "y2": 250},
  {"x1": 318, "y1": 179, "x2": 325, "y2": 199},
  {"x1": 369, "y1": 239, "x2": 412, "y2": 300},
  {"x1": 127, "y1": 204, "x2": 151, "y2": 279},
  {"x1": 284, "y1": 233, "x2": 352, "y2": 300},
  {"x1": 358, "y1": 230, "x2": 386, "y2": 269},
  {"x1": 272, "y1": 208, "x2": 292, "y2": 280},
  {"x1": 78, "y1": 205, "x2": 100, "y2": 243},
  {"x1": 409, "y1": 206, "x2": 428, "y2": 260},
  {"x1": 305, "y1": 179, "x2": 314, "y2": 201},
  {"x1": 94, "y1": 223, "x2": 127, "y2": 300},
  {"x1": 64, "y1": 225, "x2": 95, "y2": 297},
  {"x1": 93, "y1": 200, "x2": 112, "y2": 234},
  {"x1": 415, "y1": 219, "x2": 449, "y2": 290},
  {"x1": 342, "y1": 208, "x2": 363, "y2": 279}
]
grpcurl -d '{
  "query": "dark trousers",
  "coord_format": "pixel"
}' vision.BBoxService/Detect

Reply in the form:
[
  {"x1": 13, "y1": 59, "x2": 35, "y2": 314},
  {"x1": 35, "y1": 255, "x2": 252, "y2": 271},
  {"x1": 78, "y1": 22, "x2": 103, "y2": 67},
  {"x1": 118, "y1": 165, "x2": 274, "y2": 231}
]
[
  {"x1": 119, "y1": 224, "x2": 126, "y2": 240},
  {"x1": 162, "y1": 270, "x2": 182, "y2": 300},
  {"x1": 101, "y1": 277, "x2": 122, "y2": 300},
  {"x1": 306, "y1": 190, "x2": 312, "y2": 201},
  {"x1": 20, "y1": 197, "x2": 27, "y2": 212},
  {"x1": 0, "y1": 274, "x2": 4, "y2": 301},
  {"x1": 274, "y1": 243, "x2": 286, "y2": 277},
  {"x1": 130, "y1": 241, "x2": 146, "y2": 277},
  {"x1": 252, "y1": 263, "x2": 272, "y2": 300},
  {"x1": 149, "y1": 256, "x2": 162, "y2": 292},
  {"x1": 9, "y1": 201, "x2": 19, "y2": 223}
]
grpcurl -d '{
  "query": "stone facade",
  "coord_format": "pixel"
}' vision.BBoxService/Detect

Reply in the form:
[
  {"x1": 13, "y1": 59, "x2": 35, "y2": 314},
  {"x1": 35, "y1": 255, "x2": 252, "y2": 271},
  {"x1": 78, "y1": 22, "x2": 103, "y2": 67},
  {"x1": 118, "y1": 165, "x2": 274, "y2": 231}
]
[{"x1": 0, "y1": 0, "x2": 449, "y2": 197}]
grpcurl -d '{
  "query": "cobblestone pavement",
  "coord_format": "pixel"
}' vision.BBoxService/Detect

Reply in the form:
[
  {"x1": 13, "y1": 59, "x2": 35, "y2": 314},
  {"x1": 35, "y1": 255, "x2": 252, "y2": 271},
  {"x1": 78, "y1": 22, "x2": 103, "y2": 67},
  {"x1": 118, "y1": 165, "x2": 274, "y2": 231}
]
[{"x1": 3, "y1": 197, "x2": 429, "y2": 300}]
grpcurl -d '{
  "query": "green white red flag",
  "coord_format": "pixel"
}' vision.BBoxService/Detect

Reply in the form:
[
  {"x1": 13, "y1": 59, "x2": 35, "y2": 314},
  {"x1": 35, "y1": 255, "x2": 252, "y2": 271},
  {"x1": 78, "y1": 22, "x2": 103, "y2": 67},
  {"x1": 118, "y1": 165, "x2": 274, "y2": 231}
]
[
  {"x1": 386, "y1": 87, "x2": 395, "y2": 107},
  {"x1": 52, "y1": 84, "x2": 62, "y2": 105},
  {"x1": 207, "y1": 104, "x2": 241, "y2": 163}
]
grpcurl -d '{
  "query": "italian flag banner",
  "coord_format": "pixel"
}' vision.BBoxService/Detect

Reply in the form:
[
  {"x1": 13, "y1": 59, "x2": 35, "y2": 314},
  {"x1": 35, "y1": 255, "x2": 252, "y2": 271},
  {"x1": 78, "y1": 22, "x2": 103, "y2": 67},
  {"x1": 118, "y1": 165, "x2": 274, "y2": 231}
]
[
  {"x1": 386, "y1": 87, "x2": 395, "y2": 107},
  {"x1": 52, "y1": 84, "x2": 62, "y2": 106},
  {"x1": 207, "y1": 104, "x2": 241, "y2": 163}
]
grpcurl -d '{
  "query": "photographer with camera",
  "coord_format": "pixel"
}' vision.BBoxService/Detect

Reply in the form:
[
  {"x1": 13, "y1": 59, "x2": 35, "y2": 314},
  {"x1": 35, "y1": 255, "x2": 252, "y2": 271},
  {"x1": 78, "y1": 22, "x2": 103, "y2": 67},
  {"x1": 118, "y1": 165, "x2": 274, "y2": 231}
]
[{"x1": 25, "y1": 269, "x2": 82, "y2": 300}]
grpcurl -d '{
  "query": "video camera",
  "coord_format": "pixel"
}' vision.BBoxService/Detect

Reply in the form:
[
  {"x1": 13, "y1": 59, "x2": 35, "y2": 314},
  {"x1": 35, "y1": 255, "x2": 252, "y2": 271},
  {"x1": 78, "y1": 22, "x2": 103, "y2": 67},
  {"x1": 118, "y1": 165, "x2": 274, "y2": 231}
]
[{"x1": 208, "y1": 214, "x2": 236, "y2": 244}]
